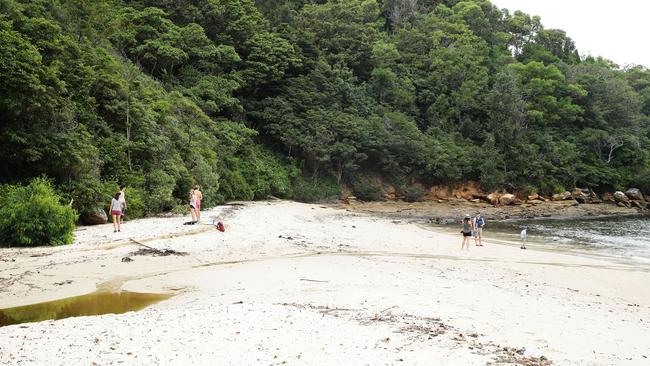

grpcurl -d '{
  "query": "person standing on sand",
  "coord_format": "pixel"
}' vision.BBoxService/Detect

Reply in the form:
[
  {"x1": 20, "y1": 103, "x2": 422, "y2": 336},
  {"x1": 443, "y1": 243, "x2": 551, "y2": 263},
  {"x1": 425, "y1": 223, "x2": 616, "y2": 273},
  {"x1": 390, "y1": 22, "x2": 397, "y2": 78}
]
[
  {"x1": 110, "y1": 192, "x2": 122, "y2": 232},
  {"x1": 473, "y1": 212, "x2": 485, "y2": 247},
  {"x1": 189, "y1": 187, "x2": 197, "y2": 224},
  {"x1": 194, "y1": 185, "x2": 203, "y2": 223},
  {"x1": 118, "y1": 185, "x2": 127, "y2": 221},
  {"x1": 520, "y1": 226, "x2": 528, "y2": 249},
  {"x1": 461, "y1": 214, "x2": 472, "y2": 250}
]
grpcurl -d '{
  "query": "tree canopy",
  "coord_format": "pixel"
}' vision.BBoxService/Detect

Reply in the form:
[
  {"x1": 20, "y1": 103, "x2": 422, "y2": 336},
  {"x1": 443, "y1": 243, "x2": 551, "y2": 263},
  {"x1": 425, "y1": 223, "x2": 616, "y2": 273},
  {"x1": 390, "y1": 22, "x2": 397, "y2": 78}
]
[{"x1": 1, "y1": 0, "x2": 649, "y2": 216}]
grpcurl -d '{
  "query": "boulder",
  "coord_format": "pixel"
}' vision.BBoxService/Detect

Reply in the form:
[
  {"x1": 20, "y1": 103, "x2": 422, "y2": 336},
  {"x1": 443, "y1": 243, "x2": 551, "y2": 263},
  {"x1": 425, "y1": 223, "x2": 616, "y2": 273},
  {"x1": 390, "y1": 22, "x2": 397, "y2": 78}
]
[
  {"x1": 613, "y1": 191, "x2": 630, "y2": 203},
  {"x1": 625, "y1": 188, "x2": 644, "y2": 201},
  {"x1": 500, "y1": 193, "x2": 516, "y2": 205},
  {"x1": 572, "y1": 190, "x2": 590, "y2": 203},
  {"x1": 616, "y1": 201, "x2": 628, "y2": 208},
  {"x1": 487, "y1": 193, "x2": 499, "y2": 205},
  {"x1": 81, "y1": 208, "x2": 108, "y2": 225},
  {"x1": 552, "y1": 191, "x2": 572, "y2": 201},
  {"x1": 601, "y1": 192, "x2": 615, "y2": 203},
  {"x1": 527, "y1": 193, "x2": 540, "y2": 201},
  {"x1": 570, "y1": 188, "x2": 583, "y2": 198},
  {"x1": 631, "y1": 200, "x2": 646, "y2": 210}
]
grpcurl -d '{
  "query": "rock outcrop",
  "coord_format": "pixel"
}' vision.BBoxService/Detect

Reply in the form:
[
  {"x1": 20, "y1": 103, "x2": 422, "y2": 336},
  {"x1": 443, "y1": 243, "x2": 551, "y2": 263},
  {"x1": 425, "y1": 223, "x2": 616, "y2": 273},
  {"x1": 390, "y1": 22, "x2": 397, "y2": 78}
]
[
  {"x1": 625, "y1": 188, "x2": 644, "y2": 201},
  {"x1": 613, "y1": 191, "x2": 629, "y2": 203},
  {"x1": 81, "y1": 208, "x2": 108, "y2": 225},
  {"x1": 527, "y1": 193, "x2": 540, "y2": 201},
  {"x1": 487, "y1": 193, "x2": 499, "y2": 205},
  {"x1": 552, "y1": 191, "x2": 572, "y2": 201},
  {"x1": 500, "y1": 194, "x2": 516, "y2": 205}
]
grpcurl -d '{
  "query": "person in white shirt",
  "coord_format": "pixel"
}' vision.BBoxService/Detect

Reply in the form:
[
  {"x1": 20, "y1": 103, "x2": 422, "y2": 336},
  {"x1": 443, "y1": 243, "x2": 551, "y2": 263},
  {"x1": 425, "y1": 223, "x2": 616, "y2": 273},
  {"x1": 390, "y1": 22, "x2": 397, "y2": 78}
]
[
  {"x1": 110, "y1": 192, "x2": 122, "y2": 233},
  {"x1": 520, "y1": 226, "x2": 528, "y2": 249}
]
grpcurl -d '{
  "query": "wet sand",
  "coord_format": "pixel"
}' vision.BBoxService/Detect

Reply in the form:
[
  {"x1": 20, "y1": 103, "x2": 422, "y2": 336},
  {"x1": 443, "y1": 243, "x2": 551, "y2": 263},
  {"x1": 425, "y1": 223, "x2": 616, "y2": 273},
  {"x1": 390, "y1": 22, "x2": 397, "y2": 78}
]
[{"x1": 1, "y1": 201, "x2": 649, "y2": 365}]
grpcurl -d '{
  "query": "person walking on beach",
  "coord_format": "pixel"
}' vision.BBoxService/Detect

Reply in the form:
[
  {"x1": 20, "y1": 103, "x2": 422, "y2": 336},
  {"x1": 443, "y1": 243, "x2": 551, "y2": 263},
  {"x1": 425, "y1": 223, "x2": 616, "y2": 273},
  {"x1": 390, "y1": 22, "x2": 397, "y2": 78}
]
[
  {"x1": 118, "y1": 185, "x2": 127, "y2": 221},
  {"x1": 194, "y1": 185, "x2": 203, "y2": 223},
  {"x1": 520, "y1": 226, "x2": 528, "y2": 249},
  {"x1": 461, "y1": 214, "x2": 472, "y2": 250},
  {"x1": 473, "y1": 212, "x2": 485, "y2": 247},
  {"x1": 110, "y1": 192, "x2": 122, "y2": 232}
]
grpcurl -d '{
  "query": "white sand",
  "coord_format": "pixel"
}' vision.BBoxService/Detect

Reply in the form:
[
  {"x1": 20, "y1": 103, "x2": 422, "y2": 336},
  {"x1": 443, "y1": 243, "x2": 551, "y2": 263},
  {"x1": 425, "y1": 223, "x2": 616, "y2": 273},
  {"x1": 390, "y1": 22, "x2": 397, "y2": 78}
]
[{"x1": 1, "y1": 201, "x2": 649, "y2": 365}]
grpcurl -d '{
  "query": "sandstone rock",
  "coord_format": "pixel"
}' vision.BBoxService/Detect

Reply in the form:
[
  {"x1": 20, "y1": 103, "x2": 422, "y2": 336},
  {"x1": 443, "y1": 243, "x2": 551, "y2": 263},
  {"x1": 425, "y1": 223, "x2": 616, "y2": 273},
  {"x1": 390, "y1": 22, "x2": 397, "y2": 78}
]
[
  {"x1": 470, "y1": 198, "x2": 481, "y2": 203},
  {"x1": 617, "y1": 201, "x2": 628, "y2": 208},
  {"x1": 529, "y1": 199, "x2": 544, "y2": 205},
  {"x1": 625, "y1": 188, "x2": 644, "y2": 201},
  {"x1": 81, "y1": 208, "x2": 108, "y2": 225},
  {"x1": 487, "y1": 193, "x2": 499, "y2": 205},
  {"x1": 527, "y1": 193, "x2": 540, "y2": 201},
  {"x1": 601, "y1": 192, "x2": 615, "y2": 203},
  {"x1": 500, "y1": 193, "x2": 516, "y2": 205},
  {"x1": 571, "y1": 188, "x2": 583, "y2": 198},
  {"x1": 613, "y1": 191, "x2": 629, "y2": 203},
  {"x1": 631, "y1": 200, "x2": 646, "y2": 210},
  {"x1": 552, "y1": 191, "x2": 572, "y2": 201}
]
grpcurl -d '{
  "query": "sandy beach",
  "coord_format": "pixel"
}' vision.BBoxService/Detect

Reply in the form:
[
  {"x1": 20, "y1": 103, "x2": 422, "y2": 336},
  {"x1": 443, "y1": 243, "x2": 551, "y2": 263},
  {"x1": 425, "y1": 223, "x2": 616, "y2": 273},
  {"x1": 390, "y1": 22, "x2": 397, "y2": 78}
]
[{"x1": 1, "y1": 201, "x2": 649, "y2": 365}]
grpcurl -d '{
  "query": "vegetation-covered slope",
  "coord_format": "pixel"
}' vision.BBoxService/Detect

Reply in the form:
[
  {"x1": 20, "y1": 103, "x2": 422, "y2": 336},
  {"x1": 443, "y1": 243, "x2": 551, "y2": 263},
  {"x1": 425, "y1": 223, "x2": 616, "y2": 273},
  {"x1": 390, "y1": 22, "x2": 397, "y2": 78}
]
[{"x1": 1, "y1": 0, "x2": 650, "y2": 218}]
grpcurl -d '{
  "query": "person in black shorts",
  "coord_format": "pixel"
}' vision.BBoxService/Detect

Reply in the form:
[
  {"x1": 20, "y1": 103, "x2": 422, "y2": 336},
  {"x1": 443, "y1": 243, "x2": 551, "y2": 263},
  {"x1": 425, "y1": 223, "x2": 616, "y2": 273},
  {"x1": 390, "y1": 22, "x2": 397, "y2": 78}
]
[{"x1": 461, "y1": 214, "x2": 472, "y2": 250}]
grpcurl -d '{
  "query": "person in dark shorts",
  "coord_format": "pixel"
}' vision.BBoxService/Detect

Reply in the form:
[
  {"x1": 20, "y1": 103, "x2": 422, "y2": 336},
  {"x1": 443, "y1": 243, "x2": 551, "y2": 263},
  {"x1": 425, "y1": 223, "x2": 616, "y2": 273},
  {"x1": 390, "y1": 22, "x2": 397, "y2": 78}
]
[
  {"x1": 189, "y1": 187, "x2": 197, "y2": 224},
  {"x1": 473, "y1": 212, "x2": 485, "y2": 246},
  {"x1": 461, "y1": 214, "x2": 472, "y2": 250}
]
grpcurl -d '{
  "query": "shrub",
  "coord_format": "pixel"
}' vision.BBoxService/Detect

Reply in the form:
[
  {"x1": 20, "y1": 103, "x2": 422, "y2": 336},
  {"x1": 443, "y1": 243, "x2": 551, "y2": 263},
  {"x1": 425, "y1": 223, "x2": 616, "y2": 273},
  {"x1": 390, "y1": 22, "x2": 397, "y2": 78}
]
[
  {"x1": 403, "y1": 184, "x2": 426, "y2": 202},
  {"x1": 144, "y1": 169, "x2": 176, "y2": 214},
  {"x1": 350, "y1": 174, "x2": 383, "y2": 201},
  {"x1": 0, "y1": 178, "x2": 77, "y2": 247},
  {"x1": 290, "y1": 176, "x2": 341, "y2": 203}
]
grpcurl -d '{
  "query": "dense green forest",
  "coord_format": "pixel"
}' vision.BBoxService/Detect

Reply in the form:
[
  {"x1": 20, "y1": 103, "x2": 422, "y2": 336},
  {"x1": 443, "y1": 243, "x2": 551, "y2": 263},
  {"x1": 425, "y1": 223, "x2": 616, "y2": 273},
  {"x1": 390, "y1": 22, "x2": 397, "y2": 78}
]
[{"x1": 2, "y1": 0, "x2": 650, "y2": 218}]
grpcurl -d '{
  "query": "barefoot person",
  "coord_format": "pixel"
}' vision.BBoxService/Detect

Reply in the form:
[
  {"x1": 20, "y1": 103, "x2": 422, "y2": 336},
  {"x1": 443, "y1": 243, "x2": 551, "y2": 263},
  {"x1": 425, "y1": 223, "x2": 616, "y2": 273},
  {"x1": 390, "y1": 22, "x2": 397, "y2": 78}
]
[
  {"x1": 110, "y1": 192, "x2": 122, "y2": 232},
  {"x1": 194, "y1": 185, "x2": 203, "y2": 223},
  {"x1": 461, "y1": 214, "x2": 472, "y2": 250},
  {"x1": 520, "y1": 226, "x2": 528, "y2": 249},
  {"x1": 118, "y1": 185, "x2": 127, "y2": 221},
  {"x1": 473, "y1": 212, "x2": 485, "y2": 246},
  {"x1": 189, "y1": 187, "x2": 197, "y2": 224}
]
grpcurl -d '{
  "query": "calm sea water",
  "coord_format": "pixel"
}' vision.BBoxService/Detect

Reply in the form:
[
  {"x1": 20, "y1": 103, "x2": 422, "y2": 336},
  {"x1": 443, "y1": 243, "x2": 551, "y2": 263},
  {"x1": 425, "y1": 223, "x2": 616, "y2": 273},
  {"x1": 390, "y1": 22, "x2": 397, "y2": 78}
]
[{"x1": 438, "y1": 215, "x2": 650, "y2": 265}]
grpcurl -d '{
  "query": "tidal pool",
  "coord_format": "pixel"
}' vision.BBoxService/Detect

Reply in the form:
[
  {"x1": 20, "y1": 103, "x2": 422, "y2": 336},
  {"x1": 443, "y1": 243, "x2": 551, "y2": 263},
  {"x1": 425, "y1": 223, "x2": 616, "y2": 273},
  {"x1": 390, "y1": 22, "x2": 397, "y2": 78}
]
[{"x1": 0, "y1": 291, "x2": 172, "y2": 327}]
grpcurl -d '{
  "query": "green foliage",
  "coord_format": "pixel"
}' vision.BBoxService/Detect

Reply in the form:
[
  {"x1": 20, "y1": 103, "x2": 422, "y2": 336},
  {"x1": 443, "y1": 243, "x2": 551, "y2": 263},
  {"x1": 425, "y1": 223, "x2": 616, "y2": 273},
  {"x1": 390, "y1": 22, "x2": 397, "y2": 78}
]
[
  {"x1": 402, "y1": 184, "x2": 426, "y2": 203},
  {"x1": 1, "y1": 0, "x2": 649, "y2": 221},
  {"x1": 350, "y1": 173, "x2": 383, "y2": 201},
  {"x1": 0, "y1": 178, "x2": 77, "y2": 247},
  {"x1": 290, "y1": 176, "x2": 341, "y2": 203}
]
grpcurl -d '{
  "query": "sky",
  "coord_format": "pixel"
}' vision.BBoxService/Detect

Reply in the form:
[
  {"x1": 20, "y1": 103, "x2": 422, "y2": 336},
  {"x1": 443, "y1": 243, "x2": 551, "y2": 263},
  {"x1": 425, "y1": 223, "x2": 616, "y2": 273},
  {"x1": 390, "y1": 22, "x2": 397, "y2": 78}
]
[{"x1": 491, "y1": 0, "x2": 650, "y2": 67}]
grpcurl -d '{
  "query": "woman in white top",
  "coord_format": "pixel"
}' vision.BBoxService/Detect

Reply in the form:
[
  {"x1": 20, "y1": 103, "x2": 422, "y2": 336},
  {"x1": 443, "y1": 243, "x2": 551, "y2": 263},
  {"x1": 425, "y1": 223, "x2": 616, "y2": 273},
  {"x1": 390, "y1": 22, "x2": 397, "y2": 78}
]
[{"x1": 110, "y1": 192, "x2": 122, "y2": 232}]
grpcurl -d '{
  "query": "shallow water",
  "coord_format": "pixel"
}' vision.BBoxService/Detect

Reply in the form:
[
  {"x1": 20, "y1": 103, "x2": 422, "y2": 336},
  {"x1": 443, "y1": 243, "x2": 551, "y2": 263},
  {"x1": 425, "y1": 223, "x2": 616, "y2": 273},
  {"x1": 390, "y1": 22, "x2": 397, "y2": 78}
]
[
  {"x1": 0, "y1": 291, "x2": 172, "y2": 327},
  {"x1": 436, "y1": 215, "x2": 650, "y2": 265}
]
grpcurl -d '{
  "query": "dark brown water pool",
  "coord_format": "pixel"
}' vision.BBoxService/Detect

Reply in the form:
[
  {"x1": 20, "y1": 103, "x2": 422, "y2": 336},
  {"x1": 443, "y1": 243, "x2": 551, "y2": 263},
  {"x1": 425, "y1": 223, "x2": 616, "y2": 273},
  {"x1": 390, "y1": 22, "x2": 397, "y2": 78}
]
[{"x1": 0, "y1": 291, "x2": 172, "y2": 327}]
